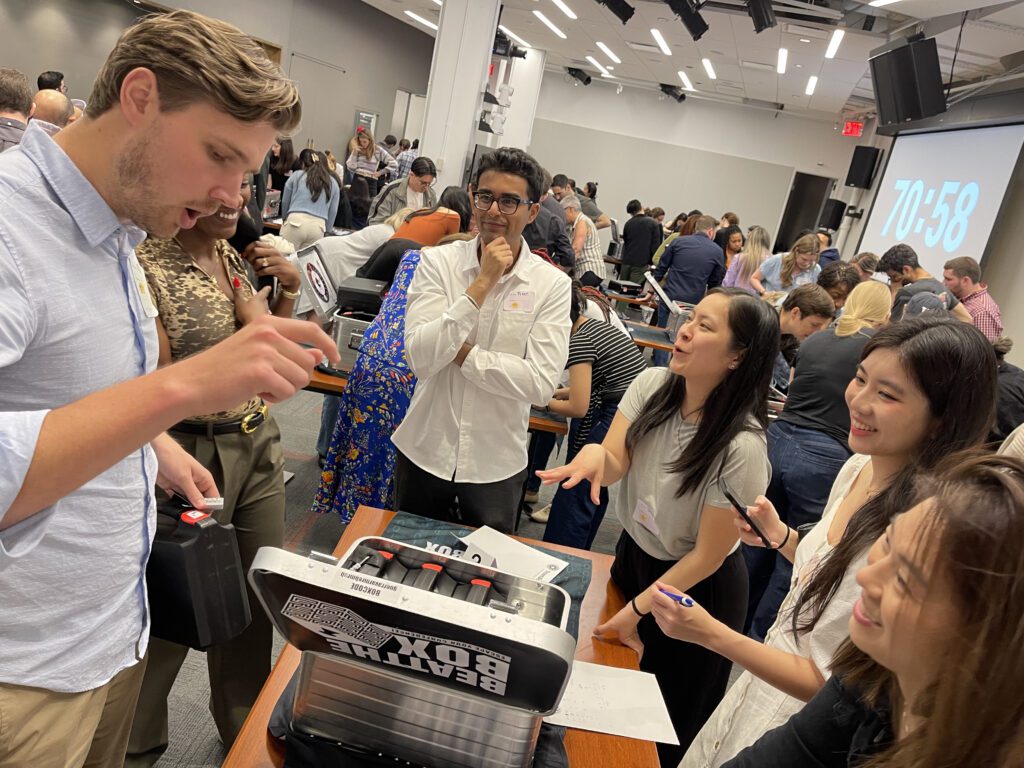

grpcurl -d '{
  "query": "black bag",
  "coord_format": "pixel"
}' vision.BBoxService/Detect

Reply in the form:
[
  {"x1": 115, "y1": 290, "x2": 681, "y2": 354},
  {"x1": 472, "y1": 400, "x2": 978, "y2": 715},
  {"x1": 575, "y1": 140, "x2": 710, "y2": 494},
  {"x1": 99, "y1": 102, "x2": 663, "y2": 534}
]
[{"x1": 146, "y1": 496, "x2": 251, "y2": 650}]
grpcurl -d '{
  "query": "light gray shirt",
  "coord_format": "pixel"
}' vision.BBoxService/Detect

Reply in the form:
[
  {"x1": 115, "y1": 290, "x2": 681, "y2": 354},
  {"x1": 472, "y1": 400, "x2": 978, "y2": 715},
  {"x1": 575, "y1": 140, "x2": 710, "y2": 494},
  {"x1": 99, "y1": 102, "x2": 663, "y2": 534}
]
[
  {"x1": 615, "y1": 368, "x2": 770, "y2": 561},
  {"x1": 0, "y1": 123, "x2": 158, "y2": 692}
]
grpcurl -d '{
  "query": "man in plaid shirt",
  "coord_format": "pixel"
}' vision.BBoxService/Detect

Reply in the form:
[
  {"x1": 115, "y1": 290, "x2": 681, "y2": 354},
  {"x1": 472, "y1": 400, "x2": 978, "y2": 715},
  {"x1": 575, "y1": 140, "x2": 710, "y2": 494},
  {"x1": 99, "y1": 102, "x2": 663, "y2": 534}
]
[
  {"x1": 943, "y1": 256, "x2": 1003, "y2": 341},
  {"x1": 395, "y1": 138, "x2": 418, "y2": 178}
]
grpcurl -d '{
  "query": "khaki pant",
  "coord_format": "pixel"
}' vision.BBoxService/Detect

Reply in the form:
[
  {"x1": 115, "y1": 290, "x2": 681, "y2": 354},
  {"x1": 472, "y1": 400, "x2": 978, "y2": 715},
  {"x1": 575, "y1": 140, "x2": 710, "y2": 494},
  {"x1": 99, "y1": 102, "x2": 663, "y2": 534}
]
[
  {"x1": 0, "y1": 660, "x2": 148, "y2": 768},
  {"x1": 280, "y1": 211, "x2": 326, "y2": 251},
  {"x1": 125, "y1": 416, "x2": 285, "y2": 767}
]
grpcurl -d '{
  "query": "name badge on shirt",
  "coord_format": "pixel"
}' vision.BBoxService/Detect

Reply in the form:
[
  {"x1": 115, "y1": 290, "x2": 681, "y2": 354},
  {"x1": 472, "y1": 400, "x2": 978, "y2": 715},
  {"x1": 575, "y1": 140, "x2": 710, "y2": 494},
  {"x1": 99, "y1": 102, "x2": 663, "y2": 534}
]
[
  {"x1": 633, "y1": 498, "x2": 660, "y2": 537},
  {"x1": 503, "y1": 290, "x2": 535, "y2": 313},
  {"x1": 127, "y1": 251, "x2": 159, "y2": 318}
]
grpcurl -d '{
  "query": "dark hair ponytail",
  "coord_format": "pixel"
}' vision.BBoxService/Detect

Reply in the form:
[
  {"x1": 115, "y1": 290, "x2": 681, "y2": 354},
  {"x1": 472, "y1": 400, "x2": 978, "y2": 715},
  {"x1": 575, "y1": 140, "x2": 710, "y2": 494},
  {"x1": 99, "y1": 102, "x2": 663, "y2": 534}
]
[
  {"x1": 297, "y1": 148, "x2": 334, "y2": 203},
  {"x1": 569, "y1": 281, "x2": 586, "y2": 324},
  {"x1": 625, "y1": 288, "x2": 780, "y2": 497},
  {"x1": 791, "y1": 316, "x2": 997, "y2": 635},
  {"x1": 404, "y1": 186, "x2": 472, "y2": 232},
  {"x1": 584, "y1": 181, "x2": 598, "y2": 200}
]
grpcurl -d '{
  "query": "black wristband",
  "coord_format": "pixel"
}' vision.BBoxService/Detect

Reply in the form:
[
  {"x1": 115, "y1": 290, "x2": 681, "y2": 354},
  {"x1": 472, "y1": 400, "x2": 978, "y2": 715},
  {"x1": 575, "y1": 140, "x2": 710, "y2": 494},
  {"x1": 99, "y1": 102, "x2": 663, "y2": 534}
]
[
  {"x1": 630, "y1": 597, "x2": 648, "y2": 617},
  {"x1": 774, "y1": 525, "x2": 792, "y2": 550}
]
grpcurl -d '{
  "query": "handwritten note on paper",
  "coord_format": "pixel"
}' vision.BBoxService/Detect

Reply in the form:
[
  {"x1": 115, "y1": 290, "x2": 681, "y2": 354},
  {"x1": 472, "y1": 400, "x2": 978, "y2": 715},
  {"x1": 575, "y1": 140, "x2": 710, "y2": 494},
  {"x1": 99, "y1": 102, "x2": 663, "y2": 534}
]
[{"x1": 544, "y1": 661, "x2": 679, "y2": 745}]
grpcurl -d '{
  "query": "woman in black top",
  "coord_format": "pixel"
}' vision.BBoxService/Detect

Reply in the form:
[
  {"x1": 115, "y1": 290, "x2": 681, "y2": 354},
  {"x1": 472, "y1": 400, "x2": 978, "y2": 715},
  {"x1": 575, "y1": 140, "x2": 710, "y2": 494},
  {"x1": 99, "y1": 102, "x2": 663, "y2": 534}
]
[
  {"x1": 723, "y1": 452, "x2": 1024, "y2": 768},
  {"x1": 746, "y1": 280, "x2": 891, "y2": 641},
  {"x1": 542, "y1": 282, "x2": 647, "y2": 549}
]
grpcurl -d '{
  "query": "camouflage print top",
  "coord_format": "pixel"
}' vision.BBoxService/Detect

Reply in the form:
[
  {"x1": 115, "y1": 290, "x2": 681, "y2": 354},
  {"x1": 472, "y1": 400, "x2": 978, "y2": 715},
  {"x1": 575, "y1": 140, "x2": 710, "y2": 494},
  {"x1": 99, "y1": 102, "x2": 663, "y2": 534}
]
[{"x1": 136, "y1": 237, "x2": 262, "y2": 422}]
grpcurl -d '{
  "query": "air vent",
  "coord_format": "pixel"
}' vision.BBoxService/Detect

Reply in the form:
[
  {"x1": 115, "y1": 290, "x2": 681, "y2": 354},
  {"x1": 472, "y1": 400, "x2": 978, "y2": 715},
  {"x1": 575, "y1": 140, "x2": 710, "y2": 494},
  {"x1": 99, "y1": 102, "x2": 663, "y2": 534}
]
[
  {"x1": 743, "y1": 97, "x2": 785, "y2": 111},
  {"x1": 783, "y1": 23, "x2": 829, "y2": 40},
  {"x1": 741, "y1": 60, "x2": 776, "y2": 72},
  {"x1": 627, "y1": 41, "x2": 663, "y2": 54}
]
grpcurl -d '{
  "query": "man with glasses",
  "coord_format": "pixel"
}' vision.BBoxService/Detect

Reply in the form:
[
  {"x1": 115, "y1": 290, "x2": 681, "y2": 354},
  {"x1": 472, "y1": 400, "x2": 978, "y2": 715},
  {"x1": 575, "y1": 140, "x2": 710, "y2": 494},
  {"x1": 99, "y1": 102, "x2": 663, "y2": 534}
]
[
  {"x1": 368, "y1": 155, "x2": 438, "y2": 224},
  {"x1": 392, "y1": 147, "x2": 571, "y2": 533}
]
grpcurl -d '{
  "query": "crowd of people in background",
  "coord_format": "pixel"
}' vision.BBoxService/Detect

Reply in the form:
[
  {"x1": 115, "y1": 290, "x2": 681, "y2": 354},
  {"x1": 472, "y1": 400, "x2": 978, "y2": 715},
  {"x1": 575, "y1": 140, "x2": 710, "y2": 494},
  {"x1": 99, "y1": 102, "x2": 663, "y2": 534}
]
[{"x1": 2, "y1": 11, "x2": 1024, "y2": 768}]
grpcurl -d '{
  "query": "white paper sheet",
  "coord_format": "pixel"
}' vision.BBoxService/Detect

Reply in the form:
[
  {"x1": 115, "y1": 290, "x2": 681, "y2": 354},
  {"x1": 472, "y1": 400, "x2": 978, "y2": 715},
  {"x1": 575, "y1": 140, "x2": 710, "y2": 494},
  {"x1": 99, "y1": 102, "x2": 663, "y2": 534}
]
[
  {"x1": 459, "y1": 526, "x2": 568, "y2": 582},
  {"x1": 544, "y1": 661, "x2": 679, "y2": 745}
]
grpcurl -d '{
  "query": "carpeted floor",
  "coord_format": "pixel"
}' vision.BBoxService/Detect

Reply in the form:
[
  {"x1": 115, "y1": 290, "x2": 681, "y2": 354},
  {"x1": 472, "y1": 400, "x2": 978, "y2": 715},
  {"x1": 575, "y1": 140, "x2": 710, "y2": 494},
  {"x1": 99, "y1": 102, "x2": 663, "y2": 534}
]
[{"x1": 152, "y1": 389, "x2": 625, "y2": 766}]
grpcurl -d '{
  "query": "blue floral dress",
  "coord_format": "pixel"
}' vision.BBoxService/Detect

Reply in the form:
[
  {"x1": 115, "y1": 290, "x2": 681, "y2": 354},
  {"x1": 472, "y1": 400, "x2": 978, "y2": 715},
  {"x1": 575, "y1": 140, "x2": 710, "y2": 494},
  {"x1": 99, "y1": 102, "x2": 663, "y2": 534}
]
[{"x1": 312, "y1": 249, "x2": 420, "y2": 521}]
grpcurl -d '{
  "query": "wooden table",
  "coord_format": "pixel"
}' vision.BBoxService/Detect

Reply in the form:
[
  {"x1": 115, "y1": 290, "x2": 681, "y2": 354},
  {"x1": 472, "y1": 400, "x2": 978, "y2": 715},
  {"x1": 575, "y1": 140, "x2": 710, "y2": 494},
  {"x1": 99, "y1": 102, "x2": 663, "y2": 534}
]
[
  {"x1": 304, "y1": 368, "x2": 568, "y2": 435},
  {"x1": 223, "y1": 507, "x2": 658, "y2": 768},
  {"x1": 623, "y1": 321, "x2": 674, "y2": 353},
  {"x1": 262, "y1": 218, "x2": 282, "y2": 233},
  {"x1": 605, "y1": 291, "x2": 654, "y2": 307}
]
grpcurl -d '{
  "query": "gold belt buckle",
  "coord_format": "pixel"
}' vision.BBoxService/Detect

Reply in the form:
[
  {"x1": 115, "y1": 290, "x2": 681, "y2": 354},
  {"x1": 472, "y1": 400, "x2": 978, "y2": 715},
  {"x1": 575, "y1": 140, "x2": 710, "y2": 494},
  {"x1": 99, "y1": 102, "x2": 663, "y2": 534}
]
[{"x1": 240, "y1": 404, "x2": 268, "y2": 434}]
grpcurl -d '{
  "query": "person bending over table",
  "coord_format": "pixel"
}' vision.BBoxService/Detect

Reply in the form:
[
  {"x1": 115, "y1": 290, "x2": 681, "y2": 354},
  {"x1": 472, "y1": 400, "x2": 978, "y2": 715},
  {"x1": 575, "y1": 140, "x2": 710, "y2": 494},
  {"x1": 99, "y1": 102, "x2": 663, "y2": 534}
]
[
  {"x1": 539, "y1": 287, "x2": 780, "y2": 764},
  {"x1": 542, "y1": 281, "x2": 646, "y2": 549},
  {"x1": 126, "y1": 173, "x2": 302, "y2": 765},
  {"x1": 391, "y1": 147, "x2": 571, "y2": 534}
]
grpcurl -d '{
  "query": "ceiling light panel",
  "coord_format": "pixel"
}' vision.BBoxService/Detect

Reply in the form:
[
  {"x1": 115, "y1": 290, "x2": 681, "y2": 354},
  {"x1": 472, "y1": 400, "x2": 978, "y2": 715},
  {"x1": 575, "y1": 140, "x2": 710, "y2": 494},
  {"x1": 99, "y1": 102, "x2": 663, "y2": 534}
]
[
  {"x1": 550, "y1": 0, "x2": 577, "y2": 20},
  {"x1": 533, "y1": 10, "x2": 567, "y2": 39},
  {"x1": 825, "y1": 29, "x2": 845, "y2": 59},
  {"x1": 596, "y1": 42, "x2": 621, "y2": 64},
  {"x1": 702, "y1": 58, "x2": 717, "y2": 79},
  {"x1": 651, "y1": 28, "x2": 672, "y2": 56}
]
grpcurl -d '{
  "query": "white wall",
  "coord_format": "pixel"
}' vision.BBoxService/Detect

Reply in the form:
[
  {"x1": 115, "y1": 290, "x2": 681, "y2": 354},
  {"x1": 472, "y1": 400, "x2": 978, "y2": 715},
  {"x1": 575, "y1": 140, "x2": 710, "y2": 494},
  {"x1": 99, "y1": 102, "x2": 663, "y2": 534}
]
[{"x1": 530, "y1": 71, "x2": 859, "y2": 231}]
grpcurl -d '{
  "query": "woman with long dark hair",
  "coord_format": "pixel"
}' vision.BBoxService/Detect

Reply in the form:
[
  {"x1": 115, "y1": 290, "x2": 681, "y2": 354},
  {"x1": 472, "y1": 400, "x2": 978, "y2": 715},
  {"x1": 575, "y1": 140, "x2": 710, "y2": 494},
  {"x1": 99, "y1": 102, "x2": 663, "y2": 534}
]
[
  {"x1": 650, "y1": 316, "x2": 996, "y2": 768},
  {"x1": 718, "y1": 452, "x2": 1024, "y2": 768},
  {"x1": 539, "y1": 288, "x2": 781, "y2": 764},
  {"x1": 280, "y1": 149, "x2": 341, "y2": 250},
  {"x1": 268, "y1": 136, "x2": 295, "y2": 191}
]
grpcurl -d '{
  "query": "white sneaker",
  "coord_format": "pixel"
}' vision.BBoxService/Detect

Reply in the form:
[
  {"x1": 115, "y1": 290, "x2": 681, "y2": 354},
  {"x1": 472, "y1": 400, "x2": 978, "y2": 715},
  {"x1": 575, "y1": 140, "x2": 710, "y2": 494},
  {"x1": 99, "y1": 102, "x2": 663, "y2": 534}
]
[{"x1": 529, "y1": 504, "x2": 550, "y2": 524}]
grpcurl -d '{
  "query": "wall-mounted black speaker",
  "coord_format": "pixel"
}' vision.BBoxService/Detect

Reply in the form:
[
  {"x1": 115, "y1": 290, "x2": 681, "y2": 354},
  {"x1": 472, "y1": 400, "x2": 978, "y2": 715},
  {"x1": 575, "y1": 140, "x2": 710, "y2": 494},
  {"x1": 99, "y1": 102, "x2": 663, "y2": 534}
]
[
  {"x1": 819, "y1": 198, "x2": 846, "y2": 231},
  {"x1": 845, "y1": 145, "x2": 882, "y2": 189},
  {"x1": 869, "y1": 37, "x2": 946, "y2": 126}
]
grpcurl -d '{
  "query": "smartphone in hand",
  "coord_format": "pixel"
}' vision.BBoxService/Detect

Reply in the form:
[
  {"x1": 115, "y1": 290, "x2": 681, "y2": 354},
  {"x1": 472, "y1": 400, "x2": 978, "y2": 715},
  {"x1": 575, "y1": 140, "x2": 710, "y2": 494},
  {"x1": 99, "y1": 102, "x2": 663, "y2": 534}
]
[{"x1": 719, "y1": 478, "x2": 772, "y2": 548}]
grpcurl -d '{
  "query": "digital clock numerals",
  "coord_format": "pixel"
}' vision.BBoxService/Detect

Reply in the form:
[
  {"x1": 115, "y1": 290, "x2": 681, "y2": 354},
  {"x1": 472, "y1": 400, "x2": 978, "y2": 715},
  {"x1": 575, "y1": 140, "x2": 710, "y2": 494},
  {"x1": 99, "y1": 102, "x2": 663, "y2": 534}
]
[{"x1": 880, "y1": 179, "x2": 980, "y2": 253}]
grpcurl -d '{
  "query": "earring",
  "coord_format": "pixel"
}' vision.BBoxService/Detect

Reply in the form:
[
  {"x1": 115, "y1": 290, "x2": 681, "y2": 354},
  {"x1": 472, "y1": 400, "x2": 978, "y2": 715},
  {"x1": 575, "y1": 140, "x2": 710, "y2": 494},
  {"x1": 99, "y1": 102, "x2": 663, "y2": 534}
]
[{"x1": 729, "y1": 363, "x2": 737, "y2": 370}]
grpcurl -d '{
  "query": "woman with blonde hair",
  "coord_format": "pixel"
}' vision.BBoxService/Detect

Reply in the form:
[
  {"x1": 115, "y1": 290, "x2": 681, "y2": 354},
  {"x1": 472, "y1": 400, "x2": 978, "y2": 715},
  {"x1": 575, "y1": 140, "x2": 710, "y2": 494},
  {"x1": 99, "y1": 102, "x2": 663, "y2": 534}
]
[
  {"x1": 345, "y1": 126, "x2": 397, "y2": 197},
  {"x1": 723, "y1": 225, "x2": 772, "y2": 295},
  {"x1": 745, "y1": 279, "x2": 891, "y2": 639},
  {"x1": 751, "y1": 234, "x2": 821, "y2": 295}
]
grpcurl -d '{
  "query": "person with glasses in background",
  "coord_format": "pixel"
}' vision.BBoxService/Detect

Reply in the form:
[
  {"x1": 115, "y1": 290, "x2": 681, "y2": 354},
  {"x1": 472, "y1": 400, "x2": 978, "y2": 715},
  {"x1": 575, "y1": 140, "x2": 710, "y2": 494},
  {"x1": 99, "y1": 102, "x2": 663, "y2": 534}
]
[
  {"x1": 391, "y1": 147, "x2": 571, "y2": 534},
  {"x1": 368, "y1": 156, "x2": 437, "y2": 224}
]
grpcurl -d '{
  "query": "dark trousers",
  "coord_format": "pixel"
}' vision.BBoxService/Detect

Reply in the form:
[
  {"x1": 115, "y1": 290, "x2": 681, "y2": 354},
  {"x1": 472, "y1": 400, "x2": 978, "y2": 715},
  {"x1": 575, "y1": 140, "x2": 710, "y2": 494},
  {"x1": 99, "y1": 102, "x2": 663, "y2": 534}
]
[
  {"x1": 394, "y1": 451, "x2": 526, "y2": 534},
  {"x1": 526, "y1": 430, "x2": 558, "y2": 494},
  {"x1": 652, "y1": 301, "x2": 672, "y2": 366},
  {"x1": 618, "y1": 263, "x2": 648, "y2": 285},
  {"x1": 743, "y1": 420, "x2": 850, "y2": 641},
  {"x1": 611, "y1": 532, "x2": 747, "y2": 766},
  {"x1": 543, "y1": 403, "x2": 616, "y2": 549}
]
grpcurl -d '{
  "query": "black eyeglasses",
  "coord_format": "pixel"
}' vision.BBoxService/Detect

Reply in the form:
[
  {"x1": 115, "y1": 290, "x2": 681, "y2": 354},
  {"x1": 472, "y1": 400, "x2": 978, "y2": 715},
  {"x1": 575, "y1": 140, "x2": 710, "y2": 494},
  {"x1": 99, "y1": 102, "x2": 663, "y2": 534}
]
[{"x1": 473, "y1": 192, "x2": 533, "y2": 215}]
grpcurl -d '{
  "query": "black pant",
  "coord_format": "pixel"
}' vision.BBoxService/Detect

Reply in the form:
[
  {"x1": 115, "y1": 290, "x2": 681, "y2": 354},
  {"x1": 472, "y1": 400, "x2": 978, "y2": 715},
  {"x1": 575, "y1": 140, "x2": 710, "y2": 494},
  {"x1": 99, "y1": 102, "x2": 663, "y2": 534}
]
[
  {"x1": 393, "y1": 451, "x2": 526, "y2": 534},
  {"x1": 610, "y1": 531, "x2": 748, "y2": 766}
]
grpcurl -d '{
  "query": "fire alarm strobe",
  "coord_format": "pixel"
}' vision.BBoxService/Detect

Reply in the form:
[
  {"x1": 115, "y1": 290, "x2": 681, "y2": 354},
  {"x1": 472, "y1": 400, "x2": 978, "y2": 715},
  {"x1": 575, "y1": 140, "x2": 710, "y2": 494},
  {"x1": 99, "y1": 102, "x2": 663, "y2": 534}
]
[{"x1": 248, "y1": 537, "x2": 576, "y2": 768}]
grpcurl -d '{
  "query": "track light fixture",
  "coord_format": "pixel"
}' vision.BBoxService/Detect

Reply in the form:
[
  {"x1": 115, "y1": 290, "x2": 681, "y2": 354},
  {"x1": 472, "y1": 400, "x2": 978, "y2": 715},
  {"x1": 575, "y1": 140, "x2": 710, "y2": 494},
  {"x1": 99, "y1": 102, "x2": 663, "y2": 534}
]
[
  {"x1": 745, "y1": 0, "x2": 777, "y2": 33},
  {"x1": 659, "y1": 83, "x2": 687, "y2": 103},
  {"x1": 666, "y1": 0, "x2": 709, "y2": 42},
  {"x1": 567, "y1": 67, "x2": 592, "y2": 86},
  {"x1": 593, "y1": 0, "x2": 635, "y2": 24}
]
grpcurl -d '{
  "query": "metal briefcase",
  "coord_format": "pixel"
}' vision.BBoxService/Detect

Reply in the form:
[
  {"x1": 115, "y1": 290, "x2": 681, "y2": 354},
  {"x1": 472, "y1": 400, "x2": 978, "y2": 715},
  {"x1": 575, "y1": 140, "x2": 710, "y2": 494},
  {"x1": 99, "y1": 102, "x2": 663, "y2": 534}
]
[
  {"x1": 329, "y1": 310, "x2": 374, "y2": 374},
  {"x1": 249, "y1": 536, "x2": 576, "y2": 768}
]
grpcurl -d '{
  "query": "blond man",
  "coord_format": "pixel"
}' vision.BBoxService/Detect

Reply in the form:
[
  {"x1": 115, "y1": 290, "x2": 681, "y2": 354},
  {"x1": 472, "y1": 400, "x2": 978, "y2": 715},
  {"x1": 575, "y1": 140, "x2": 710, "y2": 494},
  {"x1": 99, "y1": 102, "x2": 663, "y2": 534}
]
[{"x1": 0, "y1": 11, "x2": 337, "y2": 767}]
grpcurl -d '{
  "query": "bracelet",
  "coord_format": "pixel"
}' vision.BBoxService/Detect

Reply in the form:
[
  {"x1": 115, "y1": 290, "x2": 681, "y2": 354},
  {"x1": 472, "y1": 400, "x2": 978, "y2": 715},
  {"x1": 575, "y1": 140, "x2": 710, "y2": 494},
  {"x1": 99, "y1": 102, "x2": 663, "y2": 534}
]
[
  {"x1": 630, "y1": 597, "x2": 648, "y2": 618},
  {"x1": 279, "y1": 286, "x2": 301, "y2": 300},
  {"x1": 773, "y1": 525, "x2": 792, "y2": 550},
  {"x1": 463, "y1": 291, "x2": 480, "y2": 310}
]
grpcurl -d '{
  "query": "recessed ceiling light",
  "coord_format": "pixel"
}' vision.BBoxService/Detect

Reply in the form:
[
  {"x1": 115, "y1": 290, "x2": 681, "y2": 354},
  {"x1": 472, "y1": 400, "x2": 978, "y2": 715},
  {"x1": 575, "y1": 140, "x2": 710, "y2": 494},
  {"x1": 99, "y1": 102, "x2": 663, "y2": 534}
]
[
  {"x1": 405, "y1": 10, "x2": 437, "y2": 30},
  {"x1": 868, "y1": 0, "x2": 900, "y2": 6},
  {"x1": 825, "y1": 29, "x2": 845, "y2": 59},
  {"x1": 533, "y1": 10, "x2": 567, "y2": 39},
  {"x1": 597, "y1": 42, "x2": 622, "y2": 64},
  {"x1": 499, "y1": 24, "x2": 532, "y2": 49},
  {"x1": 777, "y1": 48, "x2": 788, "y2": 74},
  {"x1": 651, "y1": 29, "x2": 672, "y2": 56},
  {"x1": 430, "y1": 0, "x2": 442, "y2": 6},
  {"x1": 799, "y1": 38, "x2": 811, "y2": 43},
  {"x1": 550, "y1": 0, "x2": 577, "y2": 20},
  {"x1": 796, "y1": 63, "x2": 803, "y2": 68},
  {"x1": 701, "y1": 58, "x2": 717, "y2": 80},
  {"x1": 805, "y1": 75, "x2": 818, "y2": 95},
  {"x1": 586, "y1": 55, "x2": 613, "y2": 77},
  {"x1": 677, "y1": 70, "x2": 695, "y2": 91}
]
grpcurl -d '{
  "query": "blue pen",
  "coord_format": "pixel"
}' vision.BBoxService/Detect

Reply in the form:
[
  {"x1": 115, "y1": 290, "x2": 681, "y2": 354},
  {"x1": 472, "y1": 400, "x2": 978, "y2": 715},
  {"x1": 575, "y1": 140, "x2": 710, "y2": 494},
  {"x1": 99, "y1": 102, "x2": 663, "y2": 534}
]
[{"x1": 659, "y1": 589, "x2": 694, "y2": 607}]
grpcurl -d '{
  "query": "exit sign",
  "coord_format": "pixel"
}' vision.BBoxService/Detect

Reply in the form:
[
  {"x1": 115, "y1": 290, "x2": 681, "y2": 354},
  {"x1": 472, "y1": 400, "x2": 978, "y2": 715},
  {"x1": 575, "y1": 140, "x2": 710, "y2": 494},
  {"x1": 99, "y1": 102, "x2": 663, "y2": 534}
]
[{"x1": 842, "y1": 120, "x2": 864, "y2": 137}]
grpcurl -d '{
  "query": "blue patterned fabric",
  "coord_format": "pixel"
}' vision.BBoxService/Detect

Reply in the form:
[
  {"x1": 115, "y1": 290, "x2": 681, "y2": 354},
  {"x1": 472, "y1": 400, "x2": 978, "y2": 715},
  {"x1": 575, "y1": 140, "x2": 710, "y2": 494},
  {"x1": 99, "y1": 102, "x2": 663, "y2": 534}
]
[{"x1": 312, "y1": 250, "x2": 420, "y2": 521}]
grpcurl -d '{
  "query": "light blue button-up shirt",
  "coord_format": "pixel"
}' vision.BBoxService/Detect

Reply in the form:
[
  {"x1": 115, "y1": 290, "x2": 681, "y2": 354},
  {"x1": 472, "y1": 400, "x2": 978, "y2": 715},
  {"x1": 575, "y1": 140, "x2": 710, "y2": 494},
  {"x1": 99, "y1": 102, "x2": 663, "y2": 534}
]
[{"x1": 0, "y1": 124, "x2": 158, "y2": 692}]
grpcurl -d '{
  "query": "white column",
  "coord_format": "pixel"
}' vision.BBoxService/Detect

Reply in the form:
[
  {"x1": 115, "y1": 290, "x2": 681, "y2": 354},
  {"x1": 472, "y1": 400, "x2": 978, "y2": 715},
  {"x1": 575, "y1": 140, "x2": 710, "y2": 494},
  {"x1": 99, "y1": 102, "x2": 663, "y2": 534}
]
[
  {"x1": 420, "y1": 0, "x2": 501, "y2": 190},
  {"x1": 501, "y1": 48, "x2": 547, "y2": 152}
]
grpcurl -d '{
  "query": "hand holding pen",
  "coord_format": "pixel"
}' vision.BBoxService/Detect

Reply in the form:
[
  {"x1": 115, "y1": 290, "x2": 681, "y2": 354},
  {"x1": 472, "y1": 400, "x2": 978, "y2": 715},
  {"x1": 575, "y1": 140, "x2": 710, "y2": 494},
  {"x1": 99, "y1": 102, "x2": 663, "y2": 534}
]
[{"x1": 650, "y1": 582, "x2": 723, "y2": 648}]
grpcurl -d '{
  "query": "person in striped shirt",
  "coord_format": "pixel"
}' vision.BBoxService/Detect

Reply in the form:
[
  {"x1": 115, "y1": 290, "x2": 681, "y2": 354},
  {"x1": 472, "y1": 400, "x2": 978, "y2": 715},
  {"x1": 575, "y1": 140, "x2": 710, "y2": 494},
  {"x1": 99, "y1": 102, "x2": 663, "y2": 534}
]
[
  {"x1": 541, "y1": 282, "x2": 648, "y2": 549},
  {"x1": 561, "y1": 194, "x2": 606, "y2": 287}
]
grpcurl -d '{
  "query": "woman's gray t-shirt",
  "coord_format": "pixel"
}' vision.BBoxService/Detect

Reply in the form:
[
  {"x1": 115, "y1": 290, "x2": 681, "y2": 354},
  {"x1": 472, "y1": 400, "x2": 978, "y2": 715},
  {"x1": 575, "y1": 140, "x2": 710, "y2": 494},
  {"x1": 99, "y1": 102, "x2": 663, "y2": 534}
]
[{"x1": 615, "y1": 368, "x2": 771, "y2": 561}]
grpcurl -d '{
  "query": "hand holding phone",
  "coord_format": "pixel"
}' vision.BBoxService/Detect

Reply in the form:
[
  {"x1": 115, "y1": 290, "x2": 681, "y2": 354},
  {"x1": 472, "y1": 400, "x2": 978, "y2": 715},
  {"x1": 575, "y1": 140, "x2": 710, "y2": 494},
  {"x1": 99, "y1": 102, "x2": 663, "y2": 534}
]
[{"x1": 718, "y1": 478, "x2": 772, "y2": 548}]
